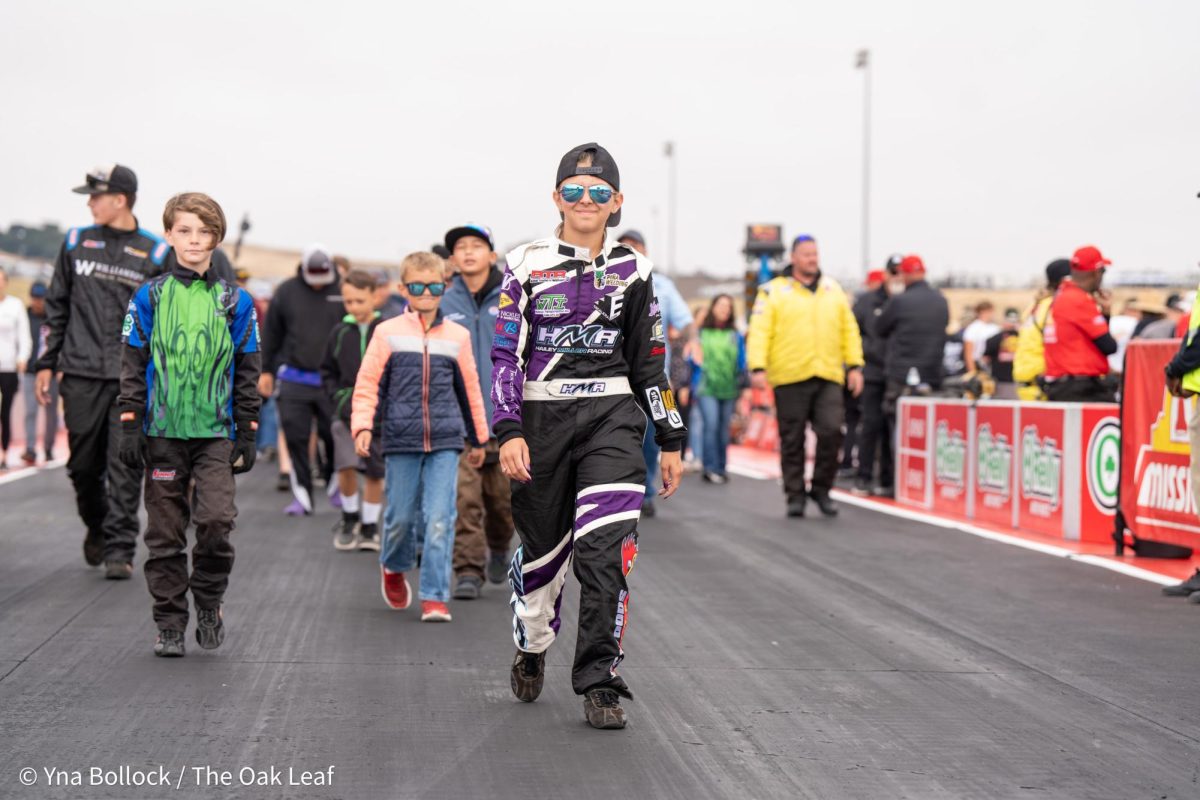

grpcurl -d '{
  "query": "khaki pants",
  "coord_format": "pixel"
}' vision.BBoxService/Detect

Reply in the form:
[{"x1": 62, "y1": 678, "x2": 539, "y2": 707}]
[
  {"x1": 1189, "y1": 399, "x2": 1200, "y2": 516},
  {"x1": 452, "y1": 439, "x2": 514, "y2": 578}
]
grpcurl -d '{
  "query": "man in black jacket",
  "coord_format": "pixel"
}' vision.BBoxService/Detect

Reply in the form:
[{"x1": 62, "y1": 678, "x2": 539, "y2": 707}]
[
  {"x1": 876, "y1": 254, "x2": 949, "y2": 446},
  {"x1": 852, "y1": 256, "x2": 903, "y2": 497},
  {"x1": 34, "y1": 164, "x2": 168, "y2": 577},
  {"x1": 259, "y1": 246, "x2": 344, "y2": 515}
]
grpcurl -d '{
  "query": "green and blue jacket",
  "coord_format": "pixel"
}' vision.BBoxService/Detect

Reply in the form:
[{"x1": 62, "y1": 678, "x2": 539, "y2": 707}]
[{"x1": 119, "y1": 251, "x2": 261, "y2": 439}]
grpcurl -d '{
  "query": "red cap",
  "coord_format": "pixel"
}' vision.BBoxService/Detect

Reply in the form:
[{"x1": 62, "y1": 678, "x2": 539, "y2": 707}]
[
  {"x1": 898, "y1": 254, "x2": 925, "y2": 274},
  {"x1": 1070, "y1": 245, "x2": 1111, "y2": 272},
  {"x1": 865, "y1": 269, "x2": 886, "y2": 285}
]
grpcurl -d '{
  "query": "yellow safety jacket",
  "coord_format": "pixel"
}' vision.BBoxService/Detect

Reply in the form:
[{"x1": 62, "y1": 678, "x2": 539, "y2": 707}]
[
  {"x1": 747, "y1": 273, "x2": 863, "y2": 386},
  {"x1": 1013, "y1": 295, "x2": 1052, "y2": 401},
  {"x1": 1182, "y1": 282, "x2": 1200, "y2": 395}
]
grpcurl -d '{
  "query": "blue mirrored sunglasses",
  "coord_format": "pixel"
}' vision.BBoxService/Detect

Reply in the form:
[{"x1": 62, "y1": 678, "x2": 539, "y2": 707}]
[
  {"x1": 559, "y1": 183, "x2": 614, "y2": 205},
  {"x1": 406, "y1": 281, "x2": 446, "y2": 296}
]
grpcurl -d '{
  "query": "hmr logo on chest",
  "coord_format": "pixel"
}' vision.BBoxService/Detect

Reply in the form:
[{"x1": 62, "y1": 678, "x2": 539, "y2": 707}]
[{"x1": 535, "y1": 324, "x2": 618, "y2": 349}]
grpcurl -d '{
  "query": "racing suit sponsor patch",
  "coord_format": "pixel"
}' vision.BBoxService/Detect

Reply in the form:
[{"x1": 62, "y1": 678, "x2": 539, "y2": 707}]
[
  {"x1": 534, "y1": 324, "x2": 619, "y2": 355},
  {"x1": 499, "y1": 293, "x2": 514, "y2": 308},
  {"x1": 82, "y1": 239, "x2": 105, "y2": 249},
  {"x1": 645, "y1": 387, "x2": 667, "y2": 420},
  {"x1": 535, "y1": 294, "x2": 569, "y2": 317},
  {"x1": 531, "y1": 269, "x2": 567, "y2": 283},
  {"x1": 124, "y1": 246, "x2": 148, "y2": 258},
  {"x1": 668, "y1": 409, "x2": 684, "y2": 428},
  {"x1": 151, "y1": 468, "x2": 177, "y2": 481},
  {"x1": 662, "y1": 388, "x2": 678, "y2": 411},
  {"x1": 556, "y1": 380, "x2": 608, "y2": 396}
]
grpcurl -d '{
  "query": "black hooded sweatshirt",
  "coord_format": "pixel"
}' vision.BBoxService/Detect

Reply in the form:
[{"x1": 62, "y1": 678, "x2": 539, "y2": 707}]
[{"x1": 262, "y1": 268, "x2": 344, "y2": 376}]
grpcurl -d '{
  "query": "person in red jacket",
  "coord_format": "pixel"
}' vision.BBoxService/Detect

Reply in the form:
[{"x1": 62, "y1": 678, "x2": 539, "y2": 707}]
[{"x1": 1042, "y1": 245, "x2": 1117, "y2": 402}]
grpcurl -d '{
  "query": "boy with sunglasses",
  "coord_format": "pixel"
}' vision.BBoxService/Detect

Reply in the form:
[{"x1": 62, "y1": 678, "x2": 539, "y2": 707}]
[
  {"x1": 492, "y1": 142, "x2": 686, "y2": 729},
  {"x1": 351, "y1": 252, "x2": 488, "y2": 622}
]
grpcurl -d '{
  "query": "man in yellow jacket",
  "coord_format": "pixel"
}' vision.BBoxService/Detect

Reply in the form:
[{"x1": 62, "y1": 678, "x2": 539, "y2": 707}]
[
  {"x1": 1013, "y1": 258, "x2": 1071, "y2": 401},
  {"x1": 749, "y1": 235, "x2": 864, "y2": 518}
]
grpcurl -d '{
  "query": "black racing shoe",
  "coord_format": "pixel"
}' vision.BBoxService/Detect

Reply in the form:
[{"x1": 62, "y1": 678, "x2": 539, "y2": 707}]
[
  {"x1": 104, "y1": 560, "x2": 133, "y2": 580},
  {"x1": 195, "y1": 606, "x2": 225, "y2": 650},
  {"x1": 276, "y1": 472, "x2": 291, "y2": 492},
  {"x1": 583, "y1": 688, "x2": 627, "y2": 730},
  {"x1": 640, "y1": 499, "x2": 657, "y2": 518},
  {"x1": 810, "y1": 490, "x2": 839, "y2": 517},
  {"x1": 510, "y1": 650, "x2": 545, "y2": 702},
  {"x1": 487, "y1": 552, "x2": 509, "y2": 585},
  {"x1": 851, "y1": 477, "x2": 872, "y2": 497},
  {"x1": 358, "y1": 522, "x2": 381, "y2": 552},
  {"x1": 1162, "y1": 569, "x2": 1200, "y2": 597},
  {"x1": 154, "y1": 629, "x2": 186, "y2": 658},
  {"x1": 333, "y1": 513, "x2": 360, "y2": 551},
  {"x1": 786, "y1": 497, "x2": 806, "y2": 518},
  {"x1": 453, "y1": 574, "x2": 483, "y2": 600},
  {"x1": 83, "y1": 529, "x2": 104, "y2": 567}
]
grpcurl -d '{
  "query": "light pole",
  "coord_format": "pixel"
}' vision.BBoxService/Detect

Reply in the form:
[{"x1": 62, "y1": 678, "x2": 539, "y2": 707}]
[
  {"x1": 664, "y1": 140, "x2": 676, "y2": 274},
  {"x1": 856, "y1": 48, "x2": 871, "y2": 272}
]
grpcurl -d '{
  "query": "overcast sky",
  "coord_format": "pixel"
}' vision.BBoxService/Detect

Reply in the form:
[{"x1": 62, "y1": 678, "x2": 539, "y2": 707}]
[{"x1": 2, "y1": 0, "x2": 1197, "y2": 282}]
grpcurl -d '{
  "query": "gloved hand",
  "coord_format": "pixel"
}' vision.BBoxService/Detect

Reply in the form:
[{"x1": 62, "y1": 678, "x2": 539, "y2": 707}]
[
  {"x1": 117, "y1": 409, "x2": 145, "y2": 470},
  {"x1": 230, "y1": 418, "x2": 258, "y2": 475}
]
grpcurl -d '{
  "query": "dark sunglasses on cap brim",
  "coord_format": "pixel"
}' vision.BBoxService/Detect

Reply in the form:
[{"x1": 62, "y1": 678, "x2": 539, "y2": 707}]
[{"x1": 559, "y1": 184, "x2": 614, "y2": 204}]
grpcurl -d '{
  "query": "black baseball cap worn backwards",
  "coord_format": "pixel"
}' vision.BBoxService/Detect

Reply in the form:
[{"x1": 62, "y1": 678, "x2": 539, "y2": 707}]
[
  {"x1": 556, "y1": 142, "x2": 621, "y2": 228},
  {"x1": 73, "y1": 164, "x2": 137, "y2": 195}
]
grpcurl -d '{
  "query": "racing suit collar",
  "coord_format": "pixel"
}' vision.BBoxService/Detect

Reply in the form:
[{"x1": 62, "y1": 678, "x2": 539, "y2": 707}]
[
  {"x1": 167, "y1": 249, "x2": 218, "y2": 288},
  {"x1": 551, "y1": 227, "x2": 621, "y2": 266}
]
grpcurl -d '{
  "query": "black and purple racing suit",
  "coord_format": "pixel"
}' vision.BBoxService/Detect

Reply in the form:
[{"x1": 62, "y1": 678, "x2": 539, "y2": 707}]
[{"x1": 491, "y1": 234, "x2": 687, "y2": 697}]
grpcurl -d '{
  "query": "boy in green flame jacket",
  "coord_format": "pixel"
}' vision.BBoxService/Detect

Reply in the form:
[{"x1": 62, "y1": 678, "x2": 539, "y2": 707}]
[{"x1": 117, "y1": 192, "x2": 261, "y2": 658}]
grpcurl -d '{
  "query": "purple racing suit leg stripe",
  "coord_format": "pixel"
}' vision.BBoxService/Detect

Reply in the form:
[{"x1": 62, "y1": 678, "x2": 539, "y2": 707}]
[{"x1": 508, "y1": 395, "x2": 648, "y2": 697}]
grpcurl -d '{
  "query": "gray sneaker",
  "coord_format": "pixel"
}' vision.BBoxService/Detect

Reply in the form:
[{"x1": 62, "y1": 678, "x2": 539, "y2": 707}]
[
  {"x1": 453, "y1": 574, "x2": 483, "y2": 600},
  {"x1": 195, "y1": 606, "x2": 225, "y2": 650},
  {"x1": 1162, "y1": 569, "x2": 1200, "y2": 597},
  {"x1": 154, "y1": 629, "x2": 186, "y2": 658},
  {"x1": 583, "y1": 688, "x2": 627, "y2": 729},
  {"x1": 333, "y1": 514, "x2": 360, "y2": 551},
  {"x1": 487, "y1": 552, "x2": 510, "y2": 585},
  {"x1": 510, "y1": 650, "x2": 545, "y2": 702},
  {"x1": 358, "y1": 522, "x2": 381, "y2": 552},
  {"x1": 104, "y1": 560, "x2": 133, "y2": 580}
]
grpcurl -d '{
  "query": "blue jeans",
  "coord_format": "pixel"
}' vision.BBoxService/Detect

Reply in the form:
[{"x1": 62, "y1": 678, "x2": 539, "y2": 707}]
[
  {"x1": 642, "y1": 429, "x2": 659, "y2": 498},
  {"x1": 256, "y1": 396, "x2": 278, "y2": 451},
  {"x1": 381, "y1": 450, "x2": 460, "y2": 602},
  {"x1": 698, "y1": 395, "x2": 734, "y2": 476}
]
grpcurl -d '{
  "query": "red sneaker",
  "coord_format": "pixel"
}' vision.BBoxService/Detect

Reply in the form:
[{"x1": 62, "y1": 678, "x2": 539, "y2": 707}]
[
  {"x1": 420, "y1": 600, "x2": 452, "y2": 622},
  {"x1": 380, "y1": 567, "x2": 411, "y2": 610}
]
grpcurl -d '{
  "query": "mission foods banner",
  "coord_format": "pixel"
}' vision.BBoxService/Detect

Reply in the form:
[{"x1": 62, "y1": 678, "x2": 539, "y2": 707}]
[
  {"x1": 895, "y1": 397, "x2": 1119, "y2": 542},
  {"x1": 1120, "y1": 340, "x2": 1200, "y2": 550}
]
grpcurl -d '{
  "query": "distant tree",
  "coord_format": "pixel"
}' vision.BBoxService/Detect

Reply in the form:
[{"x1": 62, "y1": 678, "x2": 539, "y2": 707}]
[{"x1": 0, "y1": 223, "x2": 65, "y2": 260}]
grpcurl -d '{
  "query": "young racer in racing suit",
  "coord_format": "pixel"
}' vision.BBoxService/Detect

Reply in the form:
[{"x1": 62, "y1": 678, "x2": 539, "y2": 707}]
[{"x1": 492, "y1": 142, "x2": 686, "y2": 729}]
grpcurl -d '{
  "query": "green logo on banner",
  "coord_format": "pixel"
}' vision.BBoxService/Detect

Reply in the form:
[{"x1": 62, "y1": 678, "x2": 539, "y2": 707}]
[
  {"x1": 935, "y1": 421, "x2": 966, "y2": 487},
  {"x1": 1086, "y1": 418, "x2": 1120, "y2": 512},
  {"x1": 1021, "y1": 426, "x2": 1062, "y2": 509},
  {"x1": 976, "y1": 423, "x2": 1012, "y2": 497}
]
